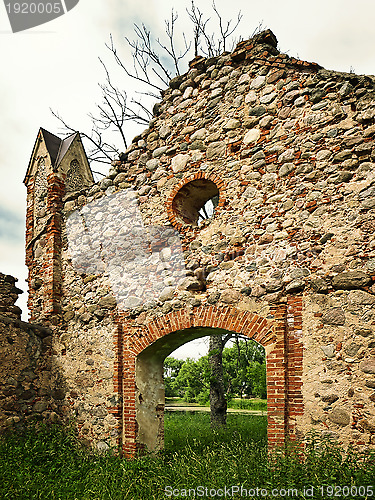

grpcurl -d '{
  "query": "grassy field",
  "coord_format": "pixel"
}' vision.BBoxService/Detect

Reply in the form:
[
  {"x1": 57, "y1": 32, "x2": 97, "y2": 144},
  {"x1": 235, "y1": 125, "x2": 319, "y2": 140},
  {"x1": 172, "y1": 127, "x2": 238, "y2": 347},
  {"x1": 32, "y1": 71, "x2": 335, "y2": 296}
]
[
  {"x1": 228, "y1": 398, "x2": 267, "y2": 411},
  {"x1": 166, "y1": 397, "x2": 267, "y2": 411},
  {"x1": 0, "y1": 413, "x2": 374, "y2": 499}
]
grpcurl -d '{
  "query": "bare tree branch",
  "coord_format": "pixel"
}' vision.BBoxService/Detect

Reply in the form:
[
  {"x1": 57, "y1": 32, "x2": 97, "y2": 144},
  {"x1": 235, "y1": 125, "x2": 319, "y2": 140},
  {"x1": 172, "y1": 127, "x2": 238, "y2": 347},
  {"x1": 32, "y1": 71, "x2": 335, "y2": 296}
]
[
  {"x1": 186, "y1": 1, "x2": 215, "y2": 57},
  {"x1": 156, "y1": 9, "x2": 191, "y2": 76},
  {"x1": 50, "y1": 109, "x2": 115, "y2": 164},
  {"x1": 211, "y1": 1, "x2": 242, "y2": 53},
  {"x1": 52, "y1": 2, "x2": 244, "y2": 173},
  {"x1": 186, "y1": 0, "x2": 242, "y2": 57}
]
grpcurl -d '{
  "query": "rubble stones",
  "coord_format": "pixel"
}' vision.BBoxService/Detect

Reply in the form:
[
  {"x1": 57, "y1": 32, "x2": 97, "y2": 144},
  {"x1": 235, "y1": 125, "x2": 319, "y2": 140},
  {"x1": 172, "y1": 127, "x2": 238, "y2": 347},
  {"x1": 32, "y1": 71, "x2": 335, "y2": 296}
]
[
  {"x1": 358, "y1": 419, "x2": 375, "y2": 433},
  {"x1": 321, "y1": 394, "x2": 339, "y2": 404},
  {"x1": 311, "y1": 278, "x2": 329, "y2": 293},
  {"x1": 206, "y1": 141, "x2": 226, "y2": 159},
  {"x1": 171, "y1": 154, "x2": 189, "y2": 173},
  {"x1": 98, "y1": 295, "x2": 117, "y2": 309},
  {"x1": 220, "y1": 289, "x2": 241, "y2": 304},
  {"x1": 285, "y1": 279, "x2": 305, "y2": 293},
  {"x1": 348, "y1": 290, "x2": 375, "y2": 306},
  {"x1": 321, "y1": 345, "x2": 335, "y2": 358},
  {"x1": 355, "y1": 328, "x2": 373, "y2": 337}
]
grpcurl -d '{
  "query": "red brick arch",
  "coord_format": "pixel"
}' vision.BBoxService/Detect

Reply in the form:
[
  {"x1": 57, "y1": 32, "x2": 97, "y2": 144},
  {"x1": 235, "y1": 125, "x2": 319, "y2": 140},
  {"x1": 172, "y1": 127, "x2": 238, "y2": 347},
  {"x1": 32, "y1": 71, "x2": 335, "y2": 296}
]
[
  {"x1": 115, "y1": 300, "x2": 303, "y2": 458},
  {"x1": 133, "y1": 305, "x2": 275, "y2": 355},
  {"x1": 165, "y1": 172, "x2": 226, "y2": 231}
]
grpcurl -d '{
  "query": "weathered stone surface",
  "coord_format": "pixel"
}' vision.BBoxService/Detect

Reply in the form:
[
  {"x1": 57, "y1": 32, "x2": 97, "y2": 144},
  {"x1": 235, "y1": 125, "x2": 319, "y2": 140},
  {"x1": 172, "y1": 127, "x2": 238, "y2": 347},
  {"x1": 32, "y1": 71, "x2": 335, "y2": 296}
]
[
  {"x1": 321, "y1": 345, "x2": 335, "y2": 358},
  {"x1": 322, "y1": 307, "x2": 345, "y2": 326},
  {"x1": 152, "y1": 146, "x2": 168, "y2": 158},
  {"x1": 171, "y1": 154, "x2": 189, "y2": 173},
  {"x1": 250, "y1": 76, "x2": 266, "y2": 89},
  {"x1": 348, "y1": 290, "x2": 375, "y2": 306},
  {"x1": 332, "y1": 271, "x2": 371, "y2": 290},
  {"x1": 220, "y1": 289, "x2": 241, "y2": 304},
  {"x1": 328, "y1": 408, "x2": 350, "y2": 426},
  {"x1": 126, "y1": 296, "x2": 143, "y2": 308},
  {"x1": 98, "y1": 295, "x2": 117, "y2": 309},
  {"x1": 100, "y1": 178, "x2": 113, "y2": 190},
  {"x1": 32, "y1": 401, "x2": 48, "y2": 413},
  {"x1": 358, "y1": 418, "x2": 375, "y2": 433},
  {"x1": 74, "y1": 374, "x2": 95, "y2": 388},
  {"x1": 207, "y1": 292, "x2": 220, "y2": 304},
  {"x1": 206, "y1": 141, "x2": 226, "y2": 159},
  {"x1": 360, "y1": 359, "x2": 375, "y2": 374},
  {"x1": 159, "y1": 286, "x2": 175, "y2": 302},
  {"x1": 279, "y1": 163, "x2": 294, "y2": 177},
  {"x1": 344, "y1": 342, "x2": 360, "y2": 357},
  {"x1": 285, "y1": 279, "x2": 305, "y2": 293},
  {"x1": 267, "y1": 69, "x2": 286, "y2": 84},
  {"x1": 243, "y1": 129, "x2": 260, "y2": 144},
  {"x1": 248, "y1": 105, "x2": 267, "y2": 117},
  {"x1": 180, "y1": 277, "x2": 204, "y2": 292},
  {"x1": 354, "y1": 328, "x2": 373, "y2": 337},
  {"x1": 265, "y1": 279, "x2": 283, "y2": 292},
  {"x1": 146, "y1": 159, "x2": 159, "y2": 171},
  {"x1": 311, "y1": 278, "x2": 329, "y2": 293},
  {"x1": 321, "y1": 394, "x2": 339, "y2": 404},
  {"x1": 223, "y1": 118, "x2": 241, "y2": 130},
  {"x1": 63, "y1": 310, "x2": 75, "y2": 321},
  {"x1": 258, "y1": 234, "x2": 273, "y2": 245}
]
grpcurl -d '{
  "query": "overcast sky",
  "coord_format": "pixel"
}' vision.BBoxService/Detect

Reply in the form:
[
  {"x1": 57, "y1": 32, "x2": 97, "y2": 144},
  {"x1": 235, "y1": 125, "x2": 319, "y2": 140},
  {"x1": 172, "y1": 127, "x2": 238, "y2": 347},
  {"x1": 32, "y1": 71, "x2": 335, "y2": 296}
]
[{"x1": 1, "y1": 0, "x2": 374, "y2": 358}]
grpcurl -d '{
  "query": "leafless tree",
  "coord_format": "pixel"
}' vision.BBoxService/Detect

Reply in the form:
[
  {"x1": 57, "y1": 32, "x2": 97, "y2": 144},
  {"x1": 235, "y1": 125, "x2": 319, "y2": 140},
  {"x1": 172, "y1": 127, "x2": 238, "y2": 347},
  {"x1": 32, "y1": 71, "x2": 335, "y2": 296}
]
[
  {"x1": 52, "y1": 1, "x2": 244, "y2": 174},
  {"x1": 51, "y1": 59, "x2": 152, "y2": 169},
  {"x1": 188, "y1": 0, "x2": 242, "y2": 57}
]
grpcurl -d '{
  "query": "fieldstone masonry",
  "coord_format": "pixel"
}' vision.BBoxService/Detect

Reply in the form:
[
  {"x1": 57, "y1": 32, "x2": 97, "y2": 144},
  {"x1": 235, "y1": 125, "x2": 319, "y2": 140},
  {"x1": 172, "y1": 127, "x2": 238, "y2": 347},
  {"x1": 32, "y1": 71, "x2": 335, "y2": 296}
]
[
  {"x1": 0, "y1": 273, "x2": 57, "y2": 432},
  {"x1": 2, "y1": 30, "x2": 375, "y2": 455}
]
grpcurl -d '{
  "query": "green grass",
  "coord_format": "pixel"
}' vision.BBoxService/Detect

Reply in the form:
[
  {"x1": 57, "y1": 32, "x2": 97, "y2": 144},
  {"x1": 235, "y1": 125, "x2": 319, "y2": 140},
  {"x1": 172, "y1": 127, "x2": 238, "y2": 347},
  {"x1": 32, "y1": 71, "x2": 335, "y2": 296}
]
[
  {"x1": 165, "y1": 397, "x2": 267, "y2": 411},
  {"x1": 228, "y1": 398, "x2": 267, "y2": 411},
  {"x1": 164, "y1": 411, "x2": 267, "y2": 451},
  {"x1": 0, "y1": 414, "x2": 374, "y2": 500}
]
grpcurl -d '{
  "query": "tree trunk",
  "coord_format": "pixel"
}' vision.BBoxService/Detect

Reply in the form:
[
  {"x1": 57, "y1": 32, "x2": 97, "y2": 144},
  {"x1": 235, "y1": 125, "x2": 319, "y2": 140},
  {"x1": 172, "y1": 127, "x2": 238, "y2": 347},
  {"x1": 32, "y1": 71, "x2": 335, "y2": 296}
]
[{"x1": 209, "y1": 335, "x2": 227, "y2": 427}]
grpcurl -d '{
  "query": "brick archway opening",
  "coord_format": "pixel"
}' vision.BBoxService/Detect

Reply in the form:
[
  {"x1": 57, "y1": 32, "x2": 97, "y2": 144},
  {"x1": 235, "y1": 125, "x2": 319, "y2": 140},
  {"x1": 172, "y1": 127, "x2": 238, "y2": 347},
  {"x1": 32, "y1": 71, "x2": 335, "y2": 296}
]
[
  {"x1": 121, "y1": 303, "x2": 302, "y2": 457},
  {"x1": 135, "y1": 327, "x2": 251, "y2": 453}
]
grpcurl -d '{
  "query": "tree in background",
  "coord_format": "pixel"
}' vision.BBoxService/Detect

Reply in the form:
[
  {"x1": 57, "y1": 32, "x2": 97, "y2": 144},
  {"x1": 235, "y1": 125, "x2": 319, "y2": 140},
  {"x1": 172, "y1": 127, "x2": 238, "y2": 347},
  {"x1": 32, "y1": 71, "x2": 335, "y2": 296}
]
[
  {"x1": 52, "y1": 1, "x2": 246, "y2": 169},
  {"x1": 223, "y1": 341, "x2": 266, "y2": 399},
  {"x1": 208, "y1": 335, "x2": 228, "y2": 427},
  {"x1": 164, "y1": 357, "x2": 184, "y2": 397},
  {"x1": 246, "y1": 362, "x2": 266, "y2": 400},
  {"x1": 170, "y1": 356, "x2": 210, "y2": 405},
  {"x1": 165, "y1": 339, "x2": 266, "y2": 405}
]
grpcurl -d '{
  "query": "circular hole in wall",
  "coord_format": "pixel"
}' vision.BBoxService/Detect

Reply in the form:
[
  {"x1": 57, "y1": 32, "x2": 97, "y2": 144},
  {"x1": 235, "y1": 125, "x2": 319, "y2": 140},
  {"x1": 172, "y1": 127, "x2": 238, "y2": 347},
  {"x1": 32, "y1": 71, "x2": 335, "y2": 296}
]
[{"x1": 172, "y1": 179, "x2": 219, "y2": 227}]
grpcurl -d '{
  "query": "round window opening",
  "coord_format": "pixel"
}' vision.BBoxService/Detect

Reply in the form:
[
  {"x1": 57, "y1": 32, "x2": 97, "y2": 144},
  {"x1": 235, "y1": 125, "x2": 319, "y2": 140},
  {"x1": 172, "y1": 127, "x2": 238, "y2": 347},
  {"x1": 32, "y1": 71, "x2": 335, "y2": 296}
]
[{"x1": 172, "y1": 179, "x2": 220, "y2": 227}]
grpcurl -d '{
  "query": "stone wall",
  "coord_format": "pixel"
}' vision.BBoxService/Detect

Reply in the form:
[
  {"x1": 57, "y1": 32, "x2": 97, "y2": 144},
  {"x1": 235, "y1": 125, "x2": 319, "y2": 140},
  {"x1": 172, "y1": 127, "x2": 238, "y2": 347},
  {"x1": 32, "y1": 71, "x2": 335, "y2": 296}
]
[
  {"x1": 22, "y1": 30, "x2": 375, "y2": 454},
  {"x1": 0, "y1": 272, "x2": 60, "y2": 433}
]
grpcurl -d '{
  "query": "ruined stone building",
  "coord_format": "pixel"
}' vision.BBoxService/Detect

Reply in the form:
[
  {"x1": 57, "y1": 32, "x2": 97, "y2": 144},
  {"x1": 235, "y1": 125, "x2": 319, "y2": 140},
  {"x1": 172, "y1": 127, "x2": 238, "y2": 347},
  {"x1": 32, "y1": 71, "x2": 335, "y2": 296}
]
[{"x1": 1, "y1": 30, "x2": 375, "y2": 456}]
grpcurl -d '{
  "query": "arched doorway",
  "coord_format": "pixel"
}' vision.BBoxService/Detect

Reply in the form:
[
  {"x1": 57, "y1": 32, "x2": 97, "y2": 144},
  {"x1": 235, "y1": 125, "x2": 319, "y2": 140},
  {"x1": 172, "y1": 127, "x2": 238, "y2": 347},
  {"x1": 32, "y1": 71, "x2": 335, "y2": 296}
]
[
  {"x1": 118, "y1": 302, "x2": 303, "y2": 458},
  {"x1": 136, "y1": 327, "x2": 266, "y2": 453}
]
